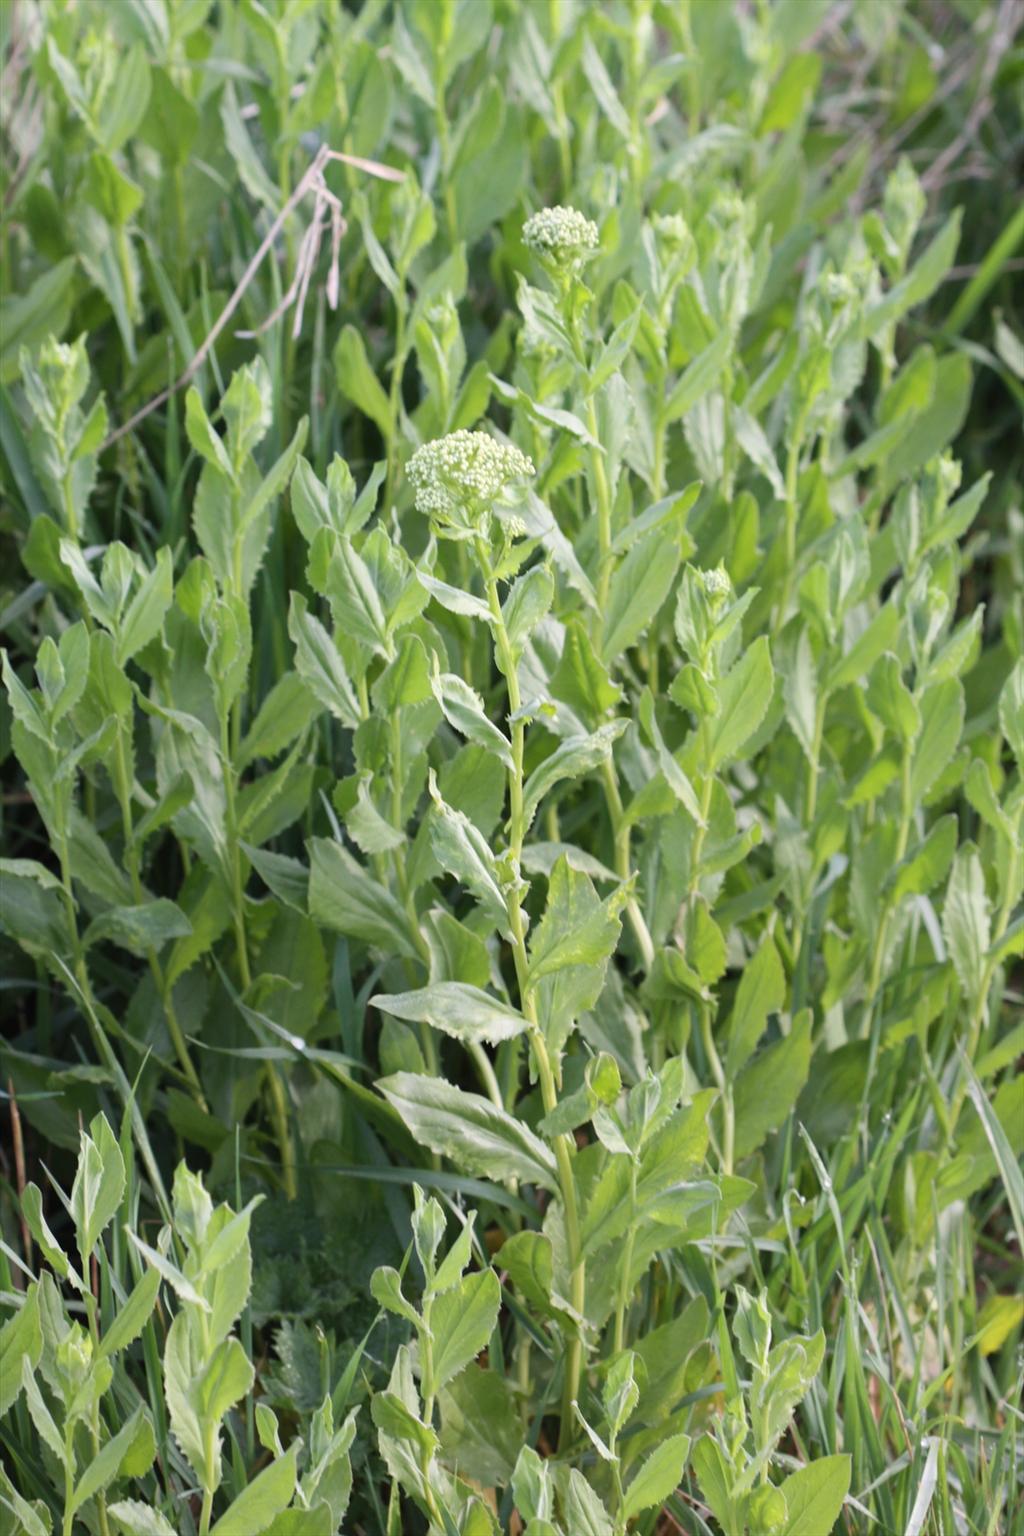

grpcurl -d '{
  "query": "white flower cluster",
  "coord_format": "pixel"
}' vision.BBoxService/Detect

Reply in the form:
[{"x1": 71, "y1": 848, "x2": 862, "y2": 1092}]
[
  {"x1": 702, "y1": 567, "x2": 731, "y2": 600},
  {"x1": 407, "y1": 431, "x2": 534, "y2": 524},
  {"x1": 522, "y1": 206, "x2": 599, "y2": 261}
]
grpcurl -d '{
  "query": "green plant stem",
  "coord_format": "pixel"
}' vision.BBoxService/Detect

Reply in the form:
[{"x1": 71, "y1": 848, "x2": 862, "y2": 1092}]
[
  {"x1": 384, "y1": 297, "x2": 408, "y2": 512},
  {"x1": 613, "y1": 1159, "x2": 639, "y2": 1352},
  {"x1": 583, "y1": 394, "x2": 614, "y2": 621},
  {"x1": 480, "y1": 543, "x2": 586, "y2": 1445},
  {"x1": 199, "y1": 1486, "x2": 214, "y2": 1536},
  {"x1": 805, "y1": 691, "x2": 828, "y2": 823},
  {"x1": 700, "y1": 1002, "x2": 733, "y2": 1174}
]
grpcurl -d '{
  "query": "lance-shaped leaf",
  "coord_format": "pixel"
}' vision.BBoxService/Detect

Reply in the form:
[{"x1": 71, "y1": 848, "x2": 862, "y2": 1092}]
[
  {"x1": 308, "y1": 837, "x2": 420, "y2": 960},
  {"x1": 377, "y1": 1073, "x2": 559, "y2": 1191},
  {"x1": 372, "y1": 983, "x2": 528, "y2": 1045},
  {"x1": 522, "y1": 721, "x2": 626, "y2": 830},
  {"x1": 288, "y1": 592, "x2": 361, "y2": 728},
  {"x1": 431, "y1": 661, "x2": 513, "y2": 767}
]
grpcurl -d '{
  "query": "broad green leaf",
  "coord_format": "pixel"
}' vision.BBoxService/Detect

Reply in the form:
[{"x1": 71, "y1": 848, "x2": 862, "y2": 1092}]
[
  {"x1": 726, "y1": 935, "x2": 785, "y2": 1078},
  {"x1": 942, "y1": 846, "x2": 990, "y2": 1004},
  {"x1": 0, "y1": 1284, "x2": 42, "y2": 1416},
  {"x1": 664, "y1": 330, "x2": 732, "y2": 422},
  {"x1": 319, "y1": 534, "x2": 389, "y2": 654},
  {"x1": 71, "y1": 1115, "x2": 126, "y2": 1265},
  {"x1": 98, "y1": 1268, "x2": 161, "y2": 1360},
  {"x1": 892, "y1": 815, "x2": 957, "y2": 901},
  {"x1": 208, "y1": 1443, "x2": 299, "y2": 1536},
  {"x1": 377, "y1": 1073, "x2": 558, "y2": 1191},
  {"x1": 71, "y1": 1407, "x2": 144, "y2": 1513},
  {"x1": 1000, "y1": 657, "x2": 1024, "y2": 769},
  {"x1": 522, "y1": 722, "x2": 626, "y2": 829},
  {"x1": 84, "y1": 900, "x2": 192, "y2": 957},
  {"x1": 335, "y1": 325, "x2": 392, "y2": 439},
  {"x1": 779, "y1": 1454, "x2": 851, "y2": 1536},
  {"x1": 288, "y1": 592, "x2": 361, "y2": 728},
  {"x1": 709, "y1": 637, "x2": 775, "y2": 768},
  {"x1": 733, "y1": 1012, "x2": 812, "y2": 1159},
  {"x1": 863, "y1": 211, "x2": 961, "y2": 337},
  {"x1": 108, "y1": 1503, "x2": 177, "y2": 1536},
  {"x1": 431, "y1": 666, "x2": 513, "y2": 767},
  {"x1": 601, "y1": 529, "x2": 681, "y2": 662},
  {"x1": 623, "y1": 1433, "x2": 691, "y2": 1519},
  {"x1": 309, "y1": 837, "x2": 419, "y2": 959},
  {"x1": 371, "y1": 984, "x2": 528, "y2": 1045},
  {"x1": 639, "y1": 690, "x2": 702, "y2": 822},
  {"x1": 429, "y1": 1269, "x2": 500, "y2": 1390}
]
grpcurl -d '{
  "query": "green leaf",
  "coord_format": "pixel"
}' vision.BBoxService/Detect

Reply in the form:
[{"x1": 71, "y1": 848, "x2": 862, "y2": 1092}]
[
  {"x1": 564, "y1": 1469, "x2": 615, "y2": 1536},
  {"x1": 639, "y1": 690, "x2": 703, "y2": 822},
  {"x1": 335, "y1": 325, "x2": 392, "y2": 438},
  {"x1": 623, "y1": 1433, "x2": 691, "y2": 1519},
  {"x1": 308, "y1": 837, "x2": 419, "y2": 960},
  {"x1": 779, "y1": 1454, "x2": 851, "y2": 1536},
  {"x1": 238, "y1": 672, "x2": 318, "y2": 769},
  {"x1": 377, "y1": 1073, "x2": 559, "y2": 1191},
  {"x1": 1, "y1": 261, "x2": 77, "y2": 385},
  {"x1": 726, "y1": 935, "x2": 785, "y2": 1078},
  {"x1": 891, "y1": 815, "x2": 957, "y2": 901},
  {"x1": 429, "y1": 1269, "x2": 500, "y2": 1391},
  {"x1": 942, "y1": 846, "x2": 991, "y2": 1004},
  {"x1": 709, "y1": 636, "x2": 775, "y2": 768},
  {"x1": 910, "y1": 679, "x2": 964, "y2": 803},
  {"x1": 581, "y1": 35, "x2": 632, "y2": 139},
  {"x1": 343, "y1": 776, "x2": 405, "y2": 855},
  {"x1": 97, "y1": 1268, "x2": 161, "y2": 1359},
  {"x1": 527, "y1": 857, "x2": 622, "y2": 986},
  {"x1": 522, "y1": 722, "x2": 626, "y2": 829},
  {"x1": 601, "y1": 528, "x2": 681, "y2": 661},
  {"x1": 431, "y1": 666, "x2": 513, "y2": 767},
  {"x1": 1000, "y1": 657, "x2": 1024, "y2": 769},
  {"x1": 371, "y1": 984, "x2": 528, "y2": 1045},
  {"x1": 185, "y1": 388, "x2": 234, "y2": 480},
  {"x1": 962, "y1": 1055, "x2": 1024, "y2": 1260},
  {"x1": 0, "y1": 1284, "x2": 42, "y2": 1416},
  {"x1": 84, "y1": 900, "x2": 192, "y2": 957},
  {"x1": 664, "y1": 330, "x2": 732, "y2": 423},
  {"x1": 428, "y1": 780, "x2": 509, "y2": 934},
  {"x1": 864, "y1": 211, "x2": 961, "y2": 337},
  {"x1": 96, "y1": 43, "x2": 151, "y2": 152},
  {"x1": 733, "y1": 1012, "x2": 812, "y2": 1159},
  {"x1": 208, "y1": 1443, "x2": 299, "y2": 1536},
  {"x1": 71, "y1": 1115, "x2": 126, "y2": 1265},
  {"x1": 108, "y1": 1502, "x2": 177, "y2": 1536},
  {"x1": 288, "y1": 593, "x2": 361, "y2": 728},
  {"x1": 70, "y1": 1407, "x2": 144, "y2": 1513}
]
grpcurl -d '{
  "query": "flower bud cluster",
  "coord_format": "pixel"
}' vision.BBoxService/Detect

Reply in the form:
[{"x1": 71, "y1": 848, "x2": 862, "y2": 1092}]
[
  {"x1": 407, "y1": 431, "x2": 534, "y2": 535},
  {"x1": 702, "y1": 566, "x2": 732, "y2": 602},
  {"x1": 523, "y1": 206, "x2": 599, "y2": 263}
]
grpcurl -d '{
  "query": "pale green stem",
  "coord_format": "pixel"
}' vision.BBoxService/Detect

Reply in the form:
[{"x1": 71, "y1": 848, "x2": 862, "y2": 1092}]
[{"x1": 479, "y1": 541, "x2": 586, "y2": 1445}]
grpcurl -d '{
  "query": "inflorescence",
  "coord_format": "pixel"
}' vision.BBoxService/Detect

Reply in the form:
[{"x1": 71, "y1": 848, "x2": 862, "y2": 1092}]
[
  {"x1": 522, "y1": 206, "x2": 599, "y2": 264},
  {"x1": 407, "y1": 430, "x2": 535, "y2": 535}
]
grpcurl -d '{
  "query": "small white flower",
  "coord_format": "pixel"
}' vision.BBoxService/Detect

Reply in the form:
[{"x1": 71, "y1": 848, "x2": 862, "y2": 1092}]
[
  {"x1": 523, "y1": 206, "x2": 599, "y2": 263},
  {"x1": 407, "y1": 431, "x2": 534, "y2": 528}
]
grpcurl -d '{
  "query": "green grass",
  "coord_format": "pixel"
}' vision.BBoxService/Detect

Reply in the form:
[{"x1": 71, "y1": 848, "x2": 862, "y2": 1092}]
[{"x1": 0, "y1": 2, "x2": 1021, "y2": 1533}]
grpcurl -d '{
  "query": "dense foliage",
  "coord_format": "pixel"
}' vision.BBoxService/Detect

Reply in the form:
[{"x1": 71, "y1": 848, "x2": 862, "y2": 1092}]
[{"x1": 1, "y1": 2, "x2": 1022, "y2": 1534}]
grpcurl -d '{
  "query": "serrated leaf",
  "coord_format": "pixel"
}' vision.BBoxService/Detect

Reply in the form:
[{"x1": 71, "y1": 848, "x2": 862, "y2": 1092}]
[
  {"x1": 372, "y1": 983, "x2": 528, "y2": 1044},
  {"x1": 377, "y1": 1073, "x2": 558, "y2": 1191}
]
